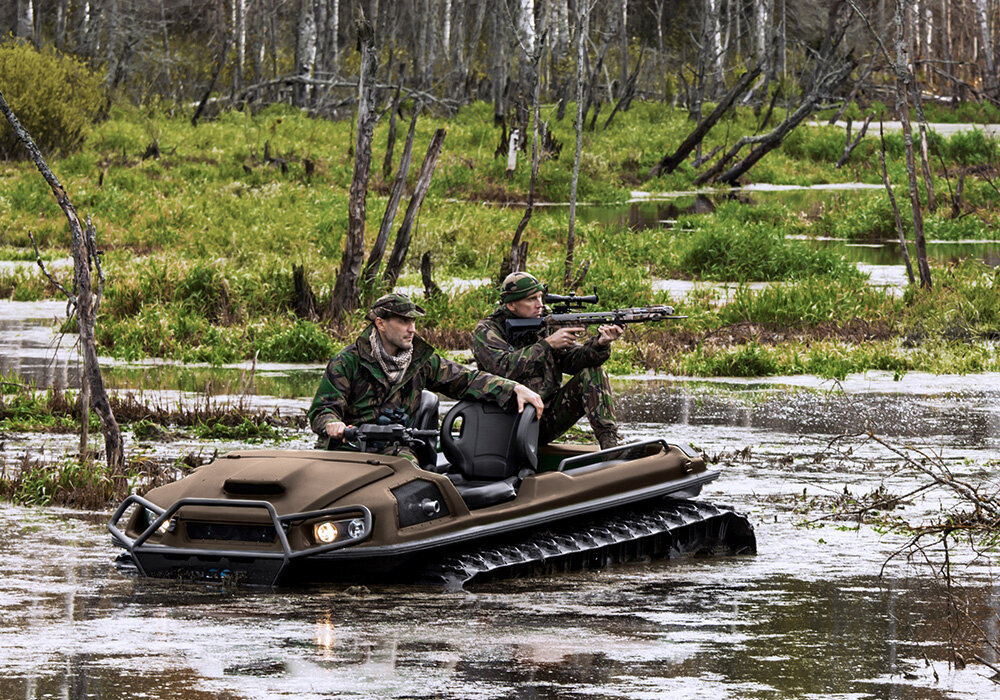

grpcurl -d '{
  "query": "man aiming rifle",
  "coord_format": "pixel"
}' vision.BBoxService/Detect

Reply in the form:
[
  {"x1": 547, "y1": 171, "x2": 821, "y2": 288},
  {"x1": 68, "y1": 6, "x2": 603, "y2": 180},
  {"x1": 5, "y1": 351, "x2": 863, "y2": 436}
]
[{"x1": 471, "y1": 272, "x2": 678, "y2": 451}]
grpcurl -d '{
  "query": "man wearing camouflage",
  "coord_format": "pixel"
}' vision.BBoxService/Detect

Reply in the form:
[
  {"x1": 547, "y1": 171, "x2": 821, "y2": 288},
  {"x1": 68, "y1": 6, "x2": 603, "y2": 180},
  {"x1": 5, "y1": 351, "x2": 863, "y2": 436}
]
[
  {"x1": 309, "y1": 293, "x2": 544, "y2": 461},
  {"x1": 471, "y1": 272, "x2": 624, "y2": 449}
]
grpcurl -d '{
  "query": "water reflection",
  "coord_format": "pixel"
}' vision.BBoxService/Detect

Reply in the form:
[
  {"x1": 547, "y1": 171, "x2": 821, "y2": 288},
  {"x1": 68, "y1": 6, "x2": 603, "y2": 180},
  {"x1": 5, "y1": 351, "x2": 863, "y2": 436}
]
[
  {"x1": 577, "y1": 189, "x2": 1000, "y2": 271},
  {"x1": 613, "y1": 378, "x2": 1000, "y2": 450},
  {"x1": 4, "y1": 369, "x2": 1000, "y2": 697},
  {"x1": 0, "y1": 300, "x2": 81, "y2": 390}
]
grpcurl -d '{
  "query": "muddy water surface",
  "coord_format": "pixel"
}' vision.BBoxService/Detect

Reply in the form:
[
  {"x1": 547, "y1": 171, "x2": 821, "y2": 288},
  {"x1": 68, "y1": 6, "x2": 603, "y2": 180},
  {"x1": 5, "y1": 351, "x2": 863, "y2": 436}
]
[
  {"x1": 3, "y1": 303, "x2": 1000, "y2": 698},
  {"x1": 3, "y1": 364, "x2": 1000, "y2": 697}
]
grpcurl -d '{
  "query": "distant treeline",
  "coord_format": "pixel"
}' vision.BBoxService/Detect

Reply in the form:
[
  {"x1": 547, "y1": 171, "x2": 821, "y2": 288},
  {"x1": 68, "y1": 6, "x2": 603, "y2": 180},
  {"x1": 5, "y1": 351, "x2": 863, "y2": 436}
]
[{"x1": 3, "y1": 1, "x2": 1000, "y2": 120}]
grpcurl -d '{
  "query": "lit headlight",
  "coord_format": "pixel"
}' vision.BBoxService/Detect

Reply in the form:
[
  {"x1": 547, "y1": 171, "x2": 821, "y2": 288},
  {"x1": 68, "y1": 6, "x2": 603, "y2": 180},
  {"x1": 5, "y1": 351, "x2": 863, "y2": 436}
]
[
  {"x1": 145, "y1": 509, "x2": 173, "y2": 534},
  {"x1": 347, "y1": 518, "x2": 366, "y2": 539},
  {"x1": 314, "y1": 521, "x2": 339, "y2": 544}
]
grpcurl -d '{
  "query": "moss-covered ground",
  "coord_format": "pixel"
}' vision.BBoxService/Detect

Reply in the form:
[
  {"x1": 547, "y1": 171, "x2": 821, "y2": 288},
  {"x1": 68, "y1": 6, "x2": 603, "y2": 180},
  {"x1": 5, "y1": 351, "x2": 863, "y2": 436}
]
[{"x1": 1, "y1": 100, "x2": 998, "y2": 380}]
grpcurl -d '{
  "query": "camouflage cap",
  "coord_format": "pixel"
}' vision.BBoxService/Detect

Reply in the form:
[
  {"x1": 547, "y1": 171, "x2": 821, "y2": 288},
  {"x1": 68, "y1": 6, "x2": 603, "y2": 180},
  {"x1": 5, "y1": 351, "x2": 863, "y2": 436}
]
[
  {"x1": 368, "y1": 293, "x2": 426, "y2": 320},
  {"x1": 499, "y1": 272, "x2": 545, "y2": 303}
]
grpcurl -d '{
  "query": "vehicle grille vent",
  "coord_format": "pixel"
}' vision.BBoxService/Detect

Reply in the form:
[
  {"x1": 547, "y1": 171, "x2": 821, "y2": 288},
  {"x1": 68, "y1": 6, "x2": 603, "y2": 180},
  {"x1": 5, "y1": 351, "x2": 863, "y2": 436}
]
[
  {"x1": 223, "y1": 479, "x2": 285, "y2": 495},
  {"x1": 186, "y1": 522, "x2": 277, "y2": 543}
]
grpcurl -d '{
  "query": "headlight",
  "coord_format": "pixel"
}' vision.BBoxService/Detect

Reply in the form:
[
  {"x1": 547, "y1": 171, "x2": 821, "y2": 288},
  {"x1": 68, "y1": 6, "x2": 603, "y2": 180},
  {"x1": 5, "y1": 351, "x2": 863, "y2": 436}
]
[
  {"x1": 347, "y1": 518, "x2": 366, "y2": 539},
  {"x1": 145, "y1": 509, "x2": 174, "y2": 534},
  {"x1": 314, "y1": 521, "x2": 339, "y2": 544}
]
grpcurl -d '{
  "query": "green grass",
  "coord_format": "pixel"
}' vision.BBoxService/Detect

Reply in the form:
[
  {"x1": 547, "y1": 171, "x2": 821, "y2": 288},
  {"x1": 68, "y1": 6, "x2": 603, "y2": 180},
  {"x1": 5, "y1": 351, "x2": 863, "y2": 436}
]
[{"x1": 1, "y1": 100, "x2": 998, "y2": 375}]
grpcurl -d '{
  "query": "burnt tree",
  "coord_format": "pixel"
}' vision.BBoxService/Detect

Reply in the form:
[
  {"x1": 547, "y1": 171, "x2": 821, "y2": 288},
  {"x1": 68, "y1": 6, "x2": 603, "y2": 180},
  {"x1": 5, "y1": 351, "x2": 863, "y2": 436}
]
[
  {"x1": 329, "y1": 15, "x2": 379, "y2": 318},
  {"x1": 381, "y1": 128, "x2": 447, "y2": 289}
]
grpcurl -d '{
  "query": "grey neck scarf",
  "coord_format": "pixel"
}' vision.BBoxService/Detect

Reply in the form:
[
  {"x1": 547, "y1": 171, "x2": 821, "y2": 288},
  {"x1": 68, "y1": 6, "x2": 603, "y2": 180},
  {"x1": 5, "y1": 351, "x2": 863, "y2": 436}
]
[{"x1": 370, "y1": 326, "x2": 412, "y2": 385}]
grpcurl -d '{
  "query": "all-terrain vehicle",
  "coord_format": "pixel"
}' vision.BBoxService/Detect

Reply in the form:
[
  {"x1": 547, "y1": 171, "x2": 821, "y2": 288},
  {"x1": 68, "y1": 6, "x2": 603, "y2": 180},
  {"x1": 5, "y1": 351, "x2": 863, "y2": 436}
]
[{"x1": 108, "y1": 393, "x2": 755, "y2": 587}]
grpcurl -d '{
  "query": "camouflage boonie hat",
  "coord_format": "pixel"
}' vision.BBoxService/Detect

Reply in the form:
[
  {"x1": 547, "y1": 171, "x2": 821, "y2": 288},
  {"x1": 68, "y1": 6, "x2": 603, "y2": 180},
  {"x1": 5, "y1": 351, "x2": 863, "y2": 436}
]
[
  {"x1": 499, "y1": 272, "x2": 545, "y2": 303},
  {"x1": 368, "y1": 293, "x2": 426, "y2": 320}
]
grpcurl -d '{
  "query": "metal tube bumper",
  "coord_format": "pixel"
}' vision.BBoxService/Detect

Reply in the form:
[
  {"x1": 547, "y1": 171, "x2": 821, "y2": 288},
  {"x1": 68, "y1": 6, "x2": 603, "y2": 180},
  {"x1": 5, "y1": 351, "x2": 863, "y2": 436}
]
[{"x1": 108, "y1": 494, "x2": 373, "y2": 584}]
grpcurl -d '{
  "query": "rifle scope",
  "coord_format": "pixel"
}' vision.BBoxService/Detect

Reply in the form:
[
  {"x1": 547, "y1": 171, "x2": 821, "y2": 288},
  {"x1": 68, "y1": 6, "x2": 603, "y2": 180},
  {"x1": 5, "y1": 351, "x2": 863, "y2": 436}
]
[{"x1": 543, "y1": 292, "x2": 598, "y2": 307}]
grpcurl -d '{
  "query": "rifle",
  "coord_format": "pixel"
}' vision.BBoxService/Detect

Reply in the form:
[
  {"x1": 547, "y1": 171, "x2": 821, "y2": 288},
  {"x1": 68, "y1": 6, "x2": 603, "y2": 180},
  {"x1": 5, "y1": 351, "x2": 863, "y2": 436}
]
[{"x1": 505, "y1": 292, "x2": 685, "y2": 340}]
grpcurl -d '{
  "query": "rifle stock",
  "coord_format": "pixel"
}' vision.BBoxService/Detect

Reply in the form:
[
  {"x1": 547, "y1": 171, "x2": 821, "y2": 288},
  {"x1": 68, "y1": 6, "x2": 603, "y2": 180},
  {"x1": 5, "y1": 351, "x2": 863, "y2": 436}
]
[{"x1": 505, "y1": 305, "x2": 684, "y2": 339}]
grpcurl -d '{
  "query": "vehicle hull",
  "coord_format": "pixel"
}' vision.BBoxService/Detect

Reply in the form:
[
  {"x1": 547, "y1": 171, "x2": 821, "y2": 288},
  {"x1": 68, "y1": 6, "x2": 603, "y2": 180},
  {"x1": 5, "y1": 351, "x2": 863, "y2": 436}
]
[{"x1": 110, "y1": 441, "x2": 755, "y2": 587}]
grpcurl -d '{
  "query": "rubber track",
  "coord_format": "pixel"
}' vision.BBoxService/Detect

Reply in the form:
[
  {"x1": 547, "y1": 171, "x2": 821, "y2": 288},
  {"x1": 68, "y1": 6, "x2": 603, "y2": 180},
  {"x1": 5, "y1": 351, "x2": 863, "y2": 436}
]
[{"x1": 420, "y1": 499, "x2": 756, "y2": 589}]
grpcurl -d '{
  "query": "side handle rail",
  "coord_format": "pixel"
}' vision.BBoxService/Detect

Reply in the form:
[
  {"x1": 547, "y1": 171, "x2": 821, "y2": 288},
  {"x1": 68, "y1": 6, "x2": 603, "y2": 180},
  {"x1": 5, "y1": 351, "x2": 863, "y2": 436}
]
[
  {"x1": 556, "y1": 439, "x2": 669, "y2": 472},
  {"x1": 108, "y1": 495, "x2": 373, "y2": 562}
]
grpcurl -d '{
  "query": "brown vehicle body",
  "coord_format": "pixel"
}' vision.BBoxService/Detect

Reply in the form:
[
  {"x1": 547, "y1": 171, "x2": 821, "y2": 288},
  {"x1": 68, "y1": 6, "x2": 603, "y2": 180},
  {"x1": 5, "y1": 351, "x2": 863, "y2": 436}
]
[{"x1": 109, "y1": 399, "x2": 754, "y2": 587}]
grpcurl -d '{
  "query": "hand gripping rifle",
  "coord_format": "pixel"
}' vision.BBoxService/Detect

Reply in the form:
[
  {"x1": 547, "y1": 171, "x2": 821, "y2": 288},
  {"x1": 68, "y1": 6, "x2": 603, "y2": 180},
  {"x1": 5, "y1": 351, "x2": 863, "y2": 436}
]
[{"x1": 504, "y1": 292, "x2": 685, "y2": 341}]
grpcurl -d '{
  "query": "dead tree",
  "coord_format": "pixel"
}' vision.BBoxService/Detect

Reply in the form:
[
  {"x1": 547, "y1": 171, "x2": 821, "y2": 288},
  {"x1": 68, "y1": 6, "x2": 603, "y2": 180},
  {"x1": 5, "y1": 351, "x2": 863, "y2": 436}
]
[
  {"x1": 363, "y1": 104, "x2": 419, "y2": 295},
  {"x1": 890, "y1": 0, "x2": 932, "y2": 289},
  {"x1": 381, "y1": 78, "x2": 404, "y2": 181},
  {"x1": 696, "y1": 3, "x2": 855, "y2": 186},
  {"x1": 602, "y1": 47, "x2": 643, "y2": 130},
  {"x1": 501, "y1": 28, "x2": 544, "y2": 281},
  {"x1": 835, "y1": 113, "x2": 874, "y2": 168},
  {"x1": 878, "y1": 120, "x2": 916, "y2": 286},
  {"x1": 381, "y1": 128, "x2": 446, "y2": 289},
  {"x1": 329, "y1": 15, "x2": 379, "y2": 318},
  {"x1": 695, "y1": 60, "x2": 853, "y2": 185},
  {"x1": 566, "y1": 0, "x2": 592, "y2": 287},
  {"x1": 647, "y1": 64, "x2": 761, "y2": 179},
  {"x1": 420, "y1": 251, "x2": 443, "y2": 299},
  {"x1": 192, "y1": 32, "x2": 233, "y2": 127},
  {"x1": 0, "y1": 89, "x2": 124, "y2": 473}
]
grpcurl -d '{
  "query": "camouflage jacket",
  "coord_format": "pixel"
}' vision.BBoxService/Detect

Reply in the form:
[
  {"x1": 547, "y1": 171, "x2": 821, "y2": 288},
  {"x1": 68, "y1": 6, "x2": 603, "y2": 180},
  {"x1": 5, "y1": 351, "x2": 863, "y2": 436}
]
[
  {"x1": 309, "y1": 325, "x2": 519, "y2": 439},
  {"x1": 471, "y1": 307, "x2": 611, "y2": 400}
]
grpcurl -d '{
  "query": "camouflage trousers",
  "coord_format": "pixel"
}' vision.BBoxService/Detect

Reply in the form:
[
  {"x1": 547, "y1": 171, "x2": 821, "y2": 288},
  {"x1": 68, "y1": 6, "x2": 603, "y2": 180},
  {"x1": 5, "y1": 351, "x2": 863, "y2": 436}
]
[{"x1": 538, "y1": 366, "x2": 619, "y2": 447}]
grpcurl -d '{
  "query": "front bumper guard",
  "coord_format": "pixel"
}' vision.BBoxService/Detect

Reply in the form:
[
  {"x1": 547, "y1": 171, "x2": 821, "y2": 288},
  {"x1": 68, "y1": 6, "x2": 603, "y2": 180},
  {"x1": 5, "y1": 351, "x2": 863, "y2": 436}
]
[{"x1": 108, "y1": 495, "x2": 373, "y2": 586}]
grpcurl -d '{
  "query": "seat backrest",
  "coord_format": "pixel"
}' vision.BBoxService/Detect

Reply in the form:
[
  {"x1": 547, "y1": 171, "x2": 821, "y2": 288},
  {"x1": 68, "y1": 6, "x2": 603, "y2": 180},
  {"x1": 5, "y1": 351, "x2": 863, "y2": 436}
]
[
  {"x1": 439, "y1": 400, "x2": 538, "y2": 480},
  {"x1": 412, "y1": 390, "x2": 440, "y2": 430},
  {"x1": 411, "y1": 390, "x2": 440, "y2": 468}
]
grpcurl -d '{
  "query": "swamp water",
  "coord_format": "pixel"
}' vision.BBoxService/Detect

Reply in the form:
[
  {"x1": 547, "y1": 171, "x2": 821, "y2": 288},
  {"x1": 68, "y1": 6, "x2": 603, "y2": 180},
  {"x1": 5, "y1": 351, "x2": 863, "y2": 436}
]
[{"x1": 2, "y1": 302, "x2": 1000, "y2": 698}]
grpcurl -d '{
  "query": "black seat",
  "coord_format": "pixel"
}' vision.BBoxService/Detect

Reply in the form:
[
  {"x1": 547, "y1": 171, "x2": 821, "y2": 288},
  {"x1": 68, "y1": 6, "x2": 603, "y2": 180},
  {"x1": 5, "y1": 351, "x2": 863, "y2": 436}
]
[
  {"x1": 411, "y1": 390, "x2": 440, "y2": 468},
  {"x1": 439, "y1": 401, "x2": 538, "y2": 508}
]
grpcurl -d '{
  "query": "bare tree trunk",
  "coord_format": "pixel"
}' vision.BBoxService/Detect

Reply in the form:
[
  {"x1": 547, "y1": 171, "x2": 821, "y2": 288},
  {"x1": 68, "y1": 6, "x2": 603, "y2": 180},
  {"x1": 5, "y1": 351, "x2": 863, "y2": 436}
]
[
  {"x1": 382, "y1": 129, "x2": 447, "y2": 289},
  {"x1": 442, "y1": 0, "x2": 452, "y2": 70},
  {"x1": 421, "y1": 251, "x2": 443, "y2": 299},
  {"x1": 648, "y1": 64, "x2": 761, "y2": 178},
  {"x1": 835, "y1": 113, "x2": 874, "y2": 168},
  {"x1": 505, "y1": 33, "x2": 543, "y2": 279},
  {"x1": 55, "y1": 0, "x2": 68, "y2": 49},
  {"x1": 381, "y1": 83, "x2": 403, "y2": 181},
  {"x1": 652, "y1": 0, "x2": 667, "y2": 101},
  {"x1": 78, "y1": 0, "x2": 95, "y2": 58},
  {"x1": 893, "y1": 0, "x2": 932, "y2": 289},
  {"x1": 973, "y1": 0, "x2": 999, "y2": 99},
  {"x1": 551, "y1": 0, "x2": 569, "y2": 58},
  {"x1": 0, "y1": 90, "x2": 124, "y2": 473},
  {"x1": 708, "y1": 0, "x2": 724, "y2": 95},
  {"x1": 617, "y1": 0, "x2": 629, "y2": 99},
  {"x1": 566, "y1": 1, "x2": 590, "y2": 286},
  {"x1": 365, "y1": 105, "x2": 418, "y2": 291},
  {"x1": 15, "y1": 0, "x2": 35, "y2": 44},
  {"x1": 159, "y1": 0, "x2": 172, "y2": 89},
  {"x1": 104, "y1": 0, "x2": 120, "y2": 87},
  {"x1": 878, "y1": 120, "x2": 916, "y2": 286},
  {"x1": 330, "y1": 0, "x2": 341, "y2": 71},
  {"x1": 329, "y1": 16, "x2": 379, "y2": 317},
  {"x1": 192, "y1": 32, "x2": 233, "y2": 126},
  {"x1": 295, "y1": 0, "x2": 317, "y2": 107},
  {"x1": 234, "y1": 0, "x2": 247, "y2": 93},
  {"x1": 940, "y1": 0, "x2": 957, "y2": 100}
]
